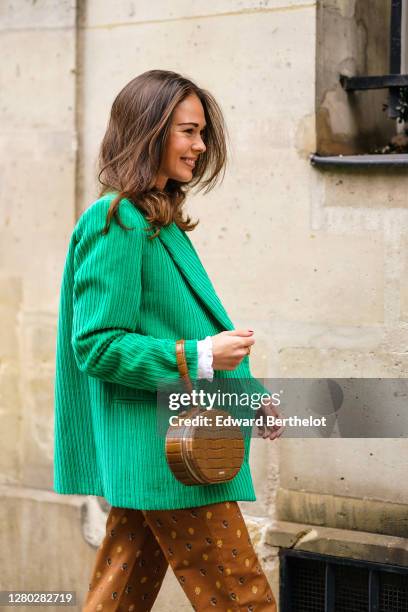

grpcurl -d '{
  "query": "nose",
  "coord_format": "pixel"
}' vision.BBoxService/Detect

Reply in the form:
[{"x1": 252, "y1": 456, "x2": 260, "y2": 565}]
[{"x1": 192, "y1": 134, "x2": 206, "y2": 154}]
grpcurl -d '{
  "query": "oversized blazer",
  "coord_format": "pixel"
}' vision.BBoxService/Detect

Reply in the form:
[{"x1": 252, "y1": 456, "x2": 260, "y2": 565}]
[{"x1": 53, "y1": 193, "x2": 264, "y2": 510}]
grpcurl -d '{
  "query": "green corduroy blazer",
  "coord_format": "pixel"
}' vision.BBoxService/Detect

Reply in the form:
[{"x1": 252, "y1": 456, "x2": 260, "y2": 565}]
[{"x1": 53, "y1": 193, "x2": 263, "y2": 510}]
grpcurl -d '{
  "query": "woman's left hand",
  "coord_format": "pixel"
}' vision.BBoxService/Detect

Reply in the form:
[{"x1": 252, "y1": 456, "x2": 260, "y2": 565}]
[{"x1": 255, "y1": 397, "x2": 285, "y2": 440}]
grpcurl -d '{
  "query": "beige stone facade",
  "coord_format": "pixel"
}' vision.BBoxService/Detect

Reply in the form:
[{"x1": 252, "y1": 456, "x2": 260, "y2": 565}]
[{"x1": 1, "y1": 0, "x2": 407, "y2": 609}]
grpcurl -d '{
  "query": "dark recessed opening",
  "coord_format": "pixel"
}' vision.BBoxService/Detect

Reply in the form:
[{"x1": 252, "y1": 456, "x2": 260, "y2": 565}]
[{"x1": 280, "y1": 549, "x2": 408, "y2": 612}]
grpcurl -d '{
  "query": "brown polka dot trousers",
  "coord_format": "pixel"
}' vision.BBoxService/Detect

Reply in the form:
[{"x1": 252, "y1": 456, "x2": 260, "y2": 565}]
[{"x1": 83, "y1": 501, "x2": 277, "y2": 612}]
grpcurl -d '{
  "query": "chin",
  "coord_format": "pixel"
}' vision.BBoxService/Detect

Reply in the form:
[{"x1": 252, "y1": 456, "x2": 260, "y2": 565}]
[{"x1": 173, "y1": 173, "x2": 193, "y2": 183}]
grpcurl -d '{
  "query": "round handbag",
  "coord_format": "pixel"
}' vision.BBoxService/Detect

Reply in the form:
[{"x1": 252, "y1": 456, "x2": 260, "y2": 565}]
[{"x1": 165, "y1": 339, "x2": 245, "y2": 486}]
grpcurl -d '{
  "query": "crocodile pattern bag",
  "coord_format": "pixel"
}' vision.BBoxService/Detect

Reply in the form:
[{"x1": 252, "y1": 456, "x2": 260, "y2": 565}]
[{"x1": 165, "y1": 339, "x2": 245, "y2": 486}]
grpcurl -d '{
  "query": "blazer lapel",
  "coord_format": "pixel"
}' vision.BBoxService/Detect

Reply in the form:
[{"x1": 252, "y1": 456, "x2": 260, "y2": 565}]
[{"x1": 158, "y1": 223, "x2": 234, "y2": 331}]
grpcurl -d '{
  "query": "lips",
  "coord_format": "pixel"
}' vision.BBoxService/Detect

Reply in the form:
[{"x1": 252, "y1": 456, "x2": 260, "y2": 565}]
[{"x1": 181, "y1": 157, "x2": 197, "y2": 168}]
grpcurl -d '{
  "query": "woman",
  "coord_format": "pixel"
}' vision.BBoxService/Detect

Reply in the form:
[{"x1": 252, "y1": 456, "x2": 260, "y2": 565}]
[{"x1": 54, "y1": 70, "x2": 279, "y2": 611}]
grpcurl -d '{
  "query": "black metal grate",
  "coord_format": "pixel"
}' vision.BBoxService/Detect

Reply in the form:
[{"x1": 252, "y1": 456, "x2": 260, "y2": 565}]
[
  {"x1": 339, "y1": 0, "x2": 404, "y2": 119},
  {"x1": 334, "y1": 565, "x2": 369, "y2": 611},
  {"x1": 290, "y1": 557, "x2": 325, "y2": 611},
  {"x1": 280, "y1": 549, "x2": 408, "y2": 612},
  {"x1": 380, "y1": 571, "x2": 408, "y2": 611}
]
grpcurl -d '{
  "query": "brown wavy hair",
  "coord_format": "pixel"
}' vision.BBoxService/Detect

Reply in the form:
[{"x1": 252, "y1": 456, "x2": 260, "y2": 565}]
[{"x1": 98, "y1": 69, "x2": 228, "y2": 238}]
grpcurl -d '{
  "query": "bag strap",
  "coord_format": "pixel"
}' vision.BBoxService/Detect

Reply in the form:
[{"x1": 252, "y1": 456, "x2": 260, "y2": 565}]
[{"x1": 175, "y1": 339, "x2": 194, "y2": 394}]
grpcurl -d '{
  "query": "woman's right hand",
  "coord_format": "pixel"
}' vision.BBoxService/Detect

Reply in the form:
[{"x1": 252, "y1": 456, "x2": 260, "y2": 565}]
[{"x1": 211, "y1": 329, "x2": 255, "y2": 371}]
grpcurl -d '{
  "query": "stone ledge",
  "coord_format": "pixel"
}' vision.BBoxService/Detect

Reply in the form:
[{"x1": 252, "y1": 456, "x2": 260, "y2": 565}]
[
  {"x1": 277, "y1": 488, "x2": 408, "y2": 538},
  {"x1": 266, "y1": 519, "x2": 408, "y2": 567}
]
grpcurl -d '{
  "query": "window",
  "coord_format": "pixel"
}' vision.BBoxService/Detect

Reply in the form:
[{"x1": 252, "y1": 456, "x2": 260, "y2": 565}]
[{"x1": 312, "y1": 0, "x2": 408, "y2": 166}]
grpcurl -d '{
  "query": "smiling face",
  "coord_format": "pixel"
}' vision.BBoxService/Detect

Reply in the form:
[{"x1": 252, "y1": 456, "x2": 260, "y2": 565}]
[{"x1": 155, "y1": 93, "x2": 207, "y2": 190}]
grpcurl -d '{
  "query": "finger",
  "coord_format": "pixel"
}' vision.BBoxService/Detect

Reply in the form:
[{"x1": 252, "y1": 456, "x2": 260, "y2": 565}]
[
  {"x1": 241, "y1": 337, "x2": 256, "y2": 348},
  {"x1": 226, "y1": 329, "x2": 254, "y2": 337},
  {"x1": 257, "y1": 425, "x2": 266, "y2": 437},
  {"x1": 269, "y1": 426, "x2": 285, "y2": 440}
]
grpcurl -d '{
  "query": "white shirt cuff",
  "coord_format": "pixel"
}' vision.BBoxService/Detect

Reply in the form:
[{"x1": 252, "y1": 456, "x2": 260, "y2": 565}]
[{"x1": 197, "y1": 336, "x2": 214, "y2": 382}]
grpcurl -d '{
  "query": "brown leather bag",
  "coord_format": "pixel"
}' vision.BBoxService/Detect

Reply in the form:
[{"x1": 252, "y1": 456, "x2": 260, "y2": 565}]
[{"x1": 165, "y1": 339, "x2": 245, "y2": 486}]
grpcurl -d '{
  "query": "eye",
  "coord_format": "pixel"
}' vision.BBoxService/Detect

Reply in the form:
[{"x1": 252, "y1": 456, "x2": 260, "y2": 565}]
[{"x1": 184, "y1": 129, "x2": 206, "y2": 136}]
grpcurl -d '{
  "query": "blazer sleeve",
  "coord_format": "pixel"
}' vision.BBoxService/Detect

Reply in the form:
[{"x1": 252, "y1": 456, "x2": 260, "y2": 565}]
[{"x1": 71, "y1": 198, "x2": 198, "y2": 391}]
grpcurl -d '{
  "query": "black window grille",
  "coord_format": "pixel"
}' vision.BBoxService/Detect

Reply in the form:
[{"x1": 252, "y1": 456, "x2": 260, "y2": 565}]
[
  {"x1": 280, "y1": 549, "x2": 408, "y2": 612},
  {"x1": 311, "y1": 0, "x2": 408, "y2": 166},
  {"x1": 339, "y1": 0, "x2": 407, "y2": 119}
]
